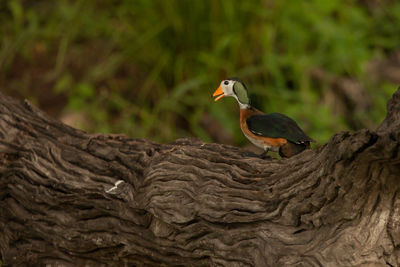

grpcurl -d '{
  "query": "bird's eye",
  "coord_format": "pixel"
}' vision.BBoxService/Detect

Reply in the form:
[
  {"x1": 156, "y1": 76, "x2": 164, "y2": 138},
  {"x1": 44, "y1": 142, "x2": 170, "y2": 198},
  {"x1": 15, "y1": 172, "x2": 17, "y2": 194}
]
[{"x1": 224, "y1": 81, "x2": 229, "y2": 85}]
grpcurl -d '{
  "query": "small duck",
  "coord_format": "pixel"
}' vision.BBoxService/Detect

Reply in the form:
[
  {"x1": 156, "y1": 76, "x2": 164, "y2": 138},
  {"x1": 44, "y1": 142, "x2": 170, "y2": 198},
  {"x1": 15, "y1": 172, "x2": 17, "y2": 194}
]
[{"x1": 213, "y1": 78, "x2": 316, "y2": 158}]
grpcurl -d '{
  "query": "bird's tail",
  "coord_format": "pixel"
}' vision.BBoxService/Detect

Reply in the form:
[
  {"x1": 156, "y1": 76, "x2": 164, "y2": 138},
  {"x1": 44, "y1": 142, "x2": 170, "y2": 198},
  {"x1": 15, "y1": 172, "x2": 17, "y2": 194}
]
[{"x1": 279, "y1": 142, "x2": 310, "y2": 158}]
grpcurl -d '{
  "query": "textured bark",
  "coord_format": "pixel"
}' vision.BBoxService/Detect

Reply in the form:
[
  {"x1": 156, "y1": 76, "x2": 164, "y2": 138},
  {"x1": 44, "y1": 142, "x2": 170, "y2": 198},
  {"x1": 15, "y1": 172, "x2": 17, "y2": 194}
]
[{"x1": 0, "y1": 89, "x2": 400, "y2": 267}]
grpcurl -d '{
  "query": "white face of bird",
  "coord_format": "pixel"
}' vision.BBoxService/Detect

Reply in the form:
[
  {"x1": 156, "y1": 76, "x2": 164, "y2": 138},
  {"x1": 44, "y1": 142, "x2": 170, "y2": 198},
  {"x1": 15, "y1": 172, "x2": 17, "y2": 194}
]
[
  {"x1": 213, "y1": 80, "x2": 235, "y2": 101},
  {"x1": 213, "y1": 79, "x2": 250, "y2": 107}
]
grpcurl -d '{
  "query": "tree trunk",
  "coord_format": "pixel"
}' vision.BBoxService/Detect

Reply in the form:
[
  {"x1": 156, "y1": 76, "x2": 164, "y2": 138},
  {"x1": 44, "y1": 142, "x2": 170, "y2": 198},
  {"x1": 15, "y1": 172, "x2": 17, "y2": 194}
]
[{"x1": 0, "y1": 90, "x2": 399, "y2": 267}]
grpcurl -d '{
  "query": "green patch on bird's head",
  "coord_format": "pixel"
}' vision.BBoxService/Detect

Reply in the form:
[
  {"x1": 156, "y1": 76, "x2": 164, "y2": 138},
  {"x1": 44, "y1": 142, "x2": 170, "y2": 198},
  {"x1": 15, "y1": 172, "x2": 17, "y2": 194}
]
[{"x1": 232, "y1": 79, "x2": 250, "y2": 105}]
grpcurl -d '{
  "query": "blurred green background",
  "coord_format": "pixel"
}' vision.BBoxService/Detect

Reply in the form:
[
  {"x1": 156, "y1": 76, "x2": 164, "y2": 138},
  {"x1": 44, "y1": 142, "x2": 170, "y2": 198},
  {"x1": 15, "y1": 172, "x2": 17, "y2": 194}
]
[{"x1": 1, "y1": 0, "x2": 399, "y2": 149}]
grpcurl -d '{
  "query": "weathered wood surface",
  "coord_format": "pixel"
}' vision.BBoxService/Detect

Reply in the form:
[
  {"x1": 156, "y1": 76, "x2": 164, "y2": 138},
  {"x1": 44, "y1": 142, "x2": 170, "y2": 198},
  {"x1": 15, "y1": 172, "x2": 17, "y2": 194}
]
[{"x1": 0, "y1": 90, "x2": 399, "y2": 266}]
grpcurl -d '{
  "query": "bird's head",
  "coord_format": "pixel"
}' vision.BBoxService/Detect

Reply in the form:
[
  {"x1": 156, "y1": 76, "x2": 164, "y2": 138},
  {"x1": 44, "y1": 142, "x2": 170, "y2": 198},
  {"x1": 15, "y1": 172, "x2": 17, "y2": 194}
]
[{"x1": 213, "y1": 78, "x2": 250, "y2": 108}]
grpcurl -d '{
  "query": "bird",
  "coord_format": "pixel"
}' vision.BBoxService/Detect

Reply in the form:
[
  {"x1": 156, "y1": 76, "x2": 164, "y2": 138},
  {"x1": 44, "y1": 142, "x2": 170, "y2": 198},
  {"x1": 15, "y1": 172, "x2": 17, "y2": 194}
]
[{"x1": 212, "y1": 78, "x2": 316, "y2": 158}]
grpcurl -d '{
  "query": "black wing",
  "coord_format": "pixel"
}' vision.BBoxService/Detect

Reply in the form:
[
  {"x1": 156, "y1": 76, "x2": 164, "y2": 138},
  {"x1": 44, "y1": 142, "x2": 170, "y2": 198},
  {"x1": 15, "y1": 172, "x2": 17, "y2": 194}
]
[{"x1": 246, "y1": 113, "x2": 315, "y2": 144}]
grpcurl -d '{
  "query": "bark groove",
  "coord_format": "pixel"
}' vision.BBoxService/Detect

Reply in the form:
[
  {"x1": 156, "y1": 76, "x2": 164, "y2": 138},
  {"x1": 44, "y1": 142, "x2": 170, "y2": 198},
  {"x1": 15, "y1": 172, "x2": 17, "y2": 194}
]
[{"x1": 1, "y1": 90, "x2": 400, "y2": 266}]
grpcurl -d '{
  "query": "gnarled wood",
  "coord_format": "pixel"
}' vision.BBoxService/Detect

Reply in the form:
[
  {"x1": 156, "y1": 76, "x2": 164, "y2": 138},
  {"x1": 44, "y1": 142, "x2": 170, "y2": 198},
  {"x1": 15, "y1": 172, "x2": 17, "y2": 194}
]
[{"x1": 0, "y1": 89, "x2": 399, "y2": 266}]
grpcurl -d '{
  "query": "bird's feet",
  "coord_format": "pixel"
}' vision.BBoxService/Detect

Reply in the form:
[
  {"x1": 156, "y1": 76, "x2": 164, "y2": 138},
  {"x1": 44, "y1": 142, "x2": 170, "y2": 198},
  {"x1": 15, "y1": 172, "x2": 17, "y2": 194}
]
[
  {"x1": 242, "y1": 150, "x2": 271, "y2": 159},
  {"x1": 242, "y1": 152, "x2": 260, "y2": 158},
  {"x1": 259, "y1": 150, "x2": 271, "y2": 159}
]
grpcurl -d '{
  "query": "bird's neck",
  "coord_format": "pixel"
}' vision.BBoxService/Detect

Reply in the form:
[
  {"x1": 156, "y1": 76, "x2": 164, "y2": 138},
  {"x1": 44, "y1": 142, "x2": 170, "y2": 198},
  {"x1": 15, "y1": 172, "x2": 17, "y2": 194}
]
[
  {"x1": 239, "y1": 104, "x2": 262, "y2": 117},
  {"x1": 240, "y1": 105, "x2": 260, "y2": 125},
  {"x1": 238, "y1": 102, "x2": 251, "y2": 110}
]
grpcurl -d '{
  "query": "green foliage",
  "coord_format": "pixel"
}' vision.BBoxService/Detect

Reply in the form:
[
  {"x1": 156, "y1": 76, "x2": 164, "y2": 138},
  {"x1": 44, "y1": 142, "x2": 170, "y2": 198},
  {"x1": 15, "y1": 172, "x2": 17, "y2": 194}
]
[{"x1": 1, "y1": 0, "x2": 399, "y2": 147}]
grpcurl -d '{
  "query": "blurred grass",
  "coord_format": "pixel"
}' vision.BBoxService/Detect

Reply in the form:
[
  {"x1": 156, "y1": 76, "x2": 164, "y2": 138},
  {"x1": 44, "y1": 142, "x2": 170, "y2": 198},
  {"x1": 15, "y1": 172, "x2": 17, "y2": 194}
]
[{"x1": 1, "y1": 0, "x2": 399, "y2": 148}]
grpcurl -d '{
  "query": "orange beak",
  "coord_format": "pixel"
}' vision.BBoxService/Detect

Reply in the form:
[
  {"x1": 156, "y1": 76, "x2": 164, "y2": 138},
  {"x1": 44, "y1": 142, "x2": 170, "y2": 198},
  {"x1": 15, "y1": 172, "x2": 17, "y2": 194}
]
[{"x1": 213, "y1": 86, "x2": 225, "y2": 101}]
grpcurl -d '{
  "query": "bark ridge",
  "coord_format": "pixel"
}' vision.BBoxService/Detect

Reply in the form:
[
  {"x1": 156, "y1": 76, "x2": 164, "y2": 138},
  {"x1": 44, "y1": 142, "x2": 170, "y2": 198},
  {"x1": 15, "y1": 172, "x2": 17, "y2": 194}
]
[{"x1": 1, "y1": 90, "x2": 400, "y2": 266}]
